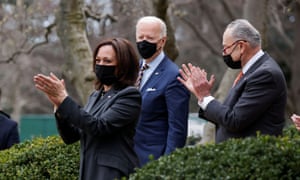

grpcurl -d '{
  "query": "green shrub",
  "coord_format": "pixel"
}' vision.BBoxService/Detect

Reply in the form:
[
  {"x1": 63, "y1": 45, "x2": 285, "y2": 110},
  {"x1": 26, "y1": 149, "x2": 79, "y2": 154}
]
[
  {"x1": 0, "y1": 136, "x2": 79, "y2": 180},
  {"x1": 2, "y1": 126, "x2": 300, "y2": 179},
  {"x1": 129, "y1": 126, "x2": 300, "y2": 180}
]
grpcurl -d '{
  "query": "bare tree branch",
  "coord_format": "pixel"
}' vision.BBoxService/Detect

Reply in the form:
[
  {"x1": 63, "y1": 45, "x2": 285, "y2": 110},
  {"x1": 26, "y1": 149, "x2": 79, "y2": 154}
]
[
  {"x1": 220, "y1": 0, "x2": 235, "y2": 20},
  {"x1": 198, "y1": 1, "x2": 222, "y2": 42},
  {"x1": 0, "y1": 22, "x2": 56, "y2": 64},
  {"x1": 83, "y1": 5, "x2": 118, "y2": 36},
  {"x1": 179, "y1": 15, "x2": 221, "y2": 56},
  {"x1": 269, "y1": 5, "x2": 294, "y2": 50},
  {"x1": 83, "y1": 5, "x2": 117, "y2": 22}
]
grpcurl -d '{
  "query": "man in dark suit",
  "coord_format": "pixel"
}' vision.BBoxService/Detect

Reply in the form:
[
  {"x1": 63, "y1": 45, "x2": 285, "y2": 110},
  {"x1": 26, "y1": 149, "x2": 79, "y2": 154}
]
[
  {"x1": 0, "y1": 88, "x2": 20, "y2": 150},
  {"x1": 178, "y1": 19, "x2": 287, "y2": 143},
  {"x1": 134, "y1": 16, "x2": 190, "y2": 166}
]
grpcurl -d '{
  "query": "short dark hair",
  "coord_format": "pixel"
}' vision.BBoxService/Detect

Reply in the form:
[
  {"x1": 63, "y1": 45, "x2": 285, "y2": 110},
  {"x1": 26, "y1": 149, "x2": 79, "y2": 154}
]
[{"x1": 92, "y1": 38, "x2": 139, "y2": 90}]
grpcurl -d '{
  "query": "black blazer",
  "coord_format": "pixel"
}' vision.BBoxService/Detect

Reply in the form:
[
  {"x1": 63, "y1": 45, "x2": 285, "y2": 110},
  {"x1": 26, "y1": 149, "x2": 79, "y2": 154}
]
[
  {"x1": 0, "y1": 111, "x2": 20, "y2": 150},
  {"x1": 55, "y1": 86, "x2": 141, "y2": 180},
  {"x1": 200, "y1": 53, "x2": 287, "y2": 143}
]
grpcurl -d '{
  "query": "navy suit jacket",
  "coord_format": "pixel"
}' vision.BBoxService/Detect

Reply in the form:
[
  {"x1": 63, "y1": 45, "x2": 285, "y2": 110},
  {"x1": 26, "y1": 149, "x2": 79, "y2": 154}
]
[
  {"x1": 134, "y1": 55, "x2": 190, "y2": 166},
  {"x1": 199, "y1": 53, "x2": 287, "y2": 143},
  {"x1": 55, "y1": 86, "x2": 141, "y2": 180},
  {"x1": 0, "y1": 111, "x2": 20, "y2": 150}
]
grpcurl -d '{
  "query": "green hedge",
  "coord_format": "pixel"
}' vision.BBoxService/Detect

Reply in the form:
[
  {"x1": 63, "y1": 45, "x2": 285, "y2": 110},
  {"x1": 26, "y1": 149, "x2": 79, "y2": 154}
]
[
  {"x1": 1, "y1": 126, "x2": 300, "y2": 179},
  {"x1": 0, "y1": 136, "x2": 79, "y2": 179},
  {"x1": 129, "y1": 126, "x2": 300, "y2": 180}
]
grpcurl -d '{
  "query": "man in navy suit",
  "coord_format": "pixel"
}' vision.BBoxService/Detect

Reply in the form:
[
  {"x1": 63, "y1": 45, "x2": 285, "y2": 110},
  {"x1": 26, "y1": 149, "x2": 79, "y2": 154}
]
[
  {"x1": 0, "y1": 88, "x2": 20, "y2": 150},
  {"x1": 178, "y1": 19, "x2": 287, "y2": 143},
  {"x1": 134, "y1": 16, "x2": 190, "y2": 166}
]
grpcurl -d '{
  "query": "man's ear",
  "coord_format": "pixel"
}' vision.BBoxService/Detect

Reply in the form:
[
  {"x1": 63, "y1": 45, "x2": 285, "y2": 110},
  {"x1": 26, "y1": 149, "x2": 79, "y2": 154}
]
[
  {"x1": 159, "y1": 37, "x2": 167, "y2": 48},
  {"x1": 161, "y1": 37, "x2": 167, "y2": 44}
]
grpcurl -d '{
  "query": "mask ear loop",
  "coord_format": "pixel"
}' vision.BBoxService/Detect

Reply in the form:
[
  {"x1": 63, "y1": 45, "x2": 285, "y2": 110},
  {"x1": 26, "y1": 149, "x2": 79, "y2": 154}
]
[
  {"x1": 238, "y1": 41, "x2": 246, "y2": 62},
  {"x1": 157, "y1": 46, "x2": 162, "y2": 52}
]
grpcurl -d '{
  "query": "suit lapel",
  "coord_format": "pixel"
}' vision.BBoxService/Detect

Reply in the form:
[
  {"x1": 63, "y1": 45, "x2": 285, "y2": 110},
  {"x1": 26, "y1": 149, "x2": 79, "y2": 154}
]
[
  {"x1": 244, "y1": 53, "x2": 268, "y2": 76},
  {"x1": 84, "y1": 91, "x2": 99, "y2": 113},
  {"x1": 141, "y1": 56, "x2": 167, "y2": 92},
  {"x1": 232, "y1": 53, "x2": 268, "y2": 87},
  {"x1": 89, "y1": 89, "x2": 116, "y2": 115},
  {"x1": 224, "y1": 53, "x2": 269, "y2": 105}
]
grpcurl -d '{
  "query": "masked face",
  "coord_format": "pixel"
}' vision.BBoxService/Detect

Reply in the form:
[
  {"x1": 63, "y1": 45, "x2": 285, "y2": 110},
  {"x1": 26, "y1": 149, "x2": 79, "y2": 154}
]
[
  {"x1": 136, "y1": 40, "x2": 157, "y2": 59},
  {"x1": 222, "y1": 40, "x2": 242, "y2": 69},
  {"x1": 95, "y1": 64, "x2": 117, "y2": 85},
  {"x1": 223, "y1": 54, "x2": 242, "y2": 69}
]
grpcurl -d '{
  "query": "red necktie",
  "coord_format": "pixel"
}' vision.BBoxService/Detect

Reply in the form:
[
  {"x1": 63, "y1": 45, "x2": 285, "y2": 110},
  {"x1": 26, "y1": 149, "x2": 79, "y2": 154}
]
[
  {"x1": 135, "y1": 63, "x2": 149, "y2": 89},
  {"x1": 233, "y1": 71, "x2": 243, "y2": 87}
]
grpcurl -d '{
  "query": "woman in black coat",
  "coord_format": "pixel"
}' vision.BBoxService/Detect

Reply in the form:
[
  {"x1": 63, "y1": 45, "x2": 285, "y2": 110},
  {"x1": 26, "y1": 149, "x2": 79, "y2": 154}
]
[{"x1": 33, "y1": 38, "x2": 141, "y2": 180}]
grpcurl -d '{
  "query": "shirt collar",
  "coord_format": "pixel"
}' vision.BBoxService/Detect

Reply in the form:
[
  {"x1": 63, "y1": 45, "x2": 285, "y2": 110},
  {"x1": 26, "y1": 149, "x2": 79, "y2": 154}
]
[
  {"x1": 142, "y1": 51, "x2": 165, "y2": 70},
  {"x1": 242, "y1": 50, "x2": 264, "y2": 74}
]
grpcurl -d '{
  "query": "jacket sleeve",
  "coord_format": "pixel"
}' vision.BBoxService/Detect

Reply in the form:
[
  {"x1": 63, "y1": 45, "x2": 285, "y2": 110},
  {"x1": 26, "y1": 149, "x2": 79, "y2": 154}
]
[
  {"x1": 164, "y1": 78, "x2": 190, "y2": 154},
  {"x1": 204, "y1": 69, "x2": 285, "y2": 132},
  {"x1": 55, "y1": 105, "x2": 81, "y2": 145},
  {"x1": 55, "y1": 87, "x2": 141, "y2": 138},
  {"x1": 7, "y1": 122, "x2": 20, "y2": 148}
]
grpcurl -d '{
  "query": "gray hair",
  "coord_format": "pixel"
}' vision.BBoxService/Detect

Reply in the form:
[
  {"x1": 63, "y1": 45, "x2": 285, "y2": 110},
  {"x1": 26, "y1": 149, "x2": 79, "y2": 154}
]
[
  {"x1": 226, "y1": 19, "x2": 261, "y2": 48},
  {"x1": 136, "y1": 16, "x2": 167, "y2": 38}
]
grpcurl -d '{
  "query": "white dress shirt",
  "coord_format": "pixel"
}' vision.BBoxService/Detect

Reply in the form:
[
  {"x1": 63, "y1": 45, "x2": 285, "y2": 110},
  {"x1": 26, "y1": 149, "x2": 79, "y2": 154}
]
[{"x1": 140, "y1": 52, "x2": 165, "y2": 88}]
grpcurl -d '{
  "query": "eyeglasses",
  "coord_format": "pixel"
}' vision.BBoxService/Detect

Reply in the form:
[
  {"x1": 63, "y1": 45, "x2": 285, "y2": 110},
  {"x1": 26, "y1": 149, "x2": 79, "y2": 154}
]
[{"x1": 222, "y1": 40, "x2": 246, "y2": 54}]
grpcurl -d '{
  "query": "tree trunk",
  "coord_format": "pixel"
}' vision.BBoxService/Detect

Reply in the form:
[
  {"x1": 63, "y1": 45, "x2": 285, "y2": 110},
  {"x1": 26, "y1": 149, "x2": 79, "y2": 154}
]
[
  {"x1": 243, "y1": 0, "x2": 269, "y2": 49},
  {"x1": 290, "y1": 2, "x2": 300, "y2": 115},
  {"x1": 56, "y1": 0, "x2": 94, "y2": 104},
  {"x1": 9, "y1": 0, "x2": 27, "y2": 123},
  {"x1": 152, "y1": 0, "x2": 179, "y2": 61}
]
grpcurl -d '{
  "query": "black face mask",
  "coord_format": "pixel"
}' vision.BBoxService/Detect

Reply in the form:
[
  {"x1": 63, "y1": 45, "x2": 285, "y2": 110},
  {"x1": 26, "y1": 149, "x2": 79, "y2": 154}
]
[
  {"x1": 95, "y1": 64, "x2": 117, "y2": 85},
  {"x1": 136, "y1": 40, "x2": 157, "y2": 59},
  {"x1": 223, "y1": 54, "x2": 242, "y2": 69}
]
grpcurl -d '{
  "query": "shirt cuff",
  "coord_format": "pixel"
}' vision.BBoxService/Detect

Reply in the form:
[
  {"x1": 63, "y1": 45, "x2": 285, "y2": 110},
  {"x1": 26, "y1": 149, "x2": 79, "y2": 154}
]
[
  {"x1": 198, "y1": 96, "x2": 214, "y2": 110},
  {"x1": 53, "y1": 105, "x2": 57, "y2": 113}
]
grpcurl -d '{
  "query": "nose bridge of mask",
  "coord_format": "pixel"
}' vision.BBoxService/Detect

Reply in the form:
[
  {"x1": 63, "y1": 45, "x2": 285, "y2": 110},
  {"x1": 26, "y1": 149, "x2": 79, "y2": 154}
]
[{"x1": 228, "y1": 42, "x2": 239, "y2": 56}]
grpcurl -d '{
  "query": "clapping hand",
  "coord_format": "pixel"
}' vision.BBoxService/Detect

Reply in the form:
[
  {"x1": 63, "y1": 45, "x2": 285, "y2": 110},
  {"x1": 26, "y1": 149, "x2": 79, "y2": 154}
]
[
  {"x1": 177, "y1": 63, "x2": 215, "y2": 102},
  {"x1": 33, "y1": 72, "x2": 68, "y2": 108},
  {"x1": 291, "y1": 114, "x2": 300, "y2": 131}
]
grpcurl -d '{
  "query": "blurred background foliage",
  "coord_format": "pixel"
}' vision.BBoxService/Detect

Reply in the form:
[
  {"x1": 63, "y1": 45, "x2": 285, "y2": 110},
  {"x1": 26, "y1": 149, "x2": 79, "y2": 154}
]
[{"x1": 0, "y1": 0, "x2": 299, "y2": 125}]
